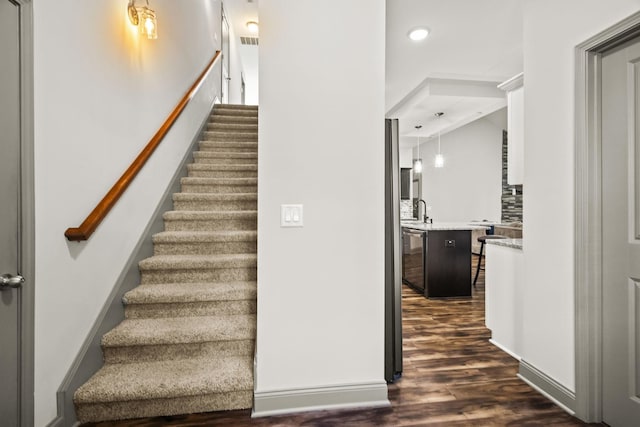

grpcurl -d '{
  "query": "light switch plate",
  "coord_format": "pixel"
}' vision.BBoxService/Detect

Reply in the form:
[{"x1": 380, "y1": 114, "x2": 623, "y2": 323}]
[{"x1": 281, "y1": 204, "x2": 303, "y2": 227}]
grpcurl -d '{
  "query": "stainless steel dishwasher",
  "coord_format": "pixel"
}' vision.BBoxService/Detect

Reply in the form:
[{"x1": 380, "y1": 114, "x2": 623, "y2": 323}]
[{"x1": 402, "y1": 228, "x2": 425, "y2": 292}]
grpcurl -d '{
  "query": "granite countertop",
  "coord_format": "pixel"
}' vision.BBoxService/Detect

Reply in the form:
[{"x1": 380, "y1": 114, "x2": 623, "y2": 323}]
[
  {"x1": 401, "y1": 221, "x2": 491, "y2": 231},
  {"x1": 485, "y1": 238, "x2": 523, "y2": 250}
]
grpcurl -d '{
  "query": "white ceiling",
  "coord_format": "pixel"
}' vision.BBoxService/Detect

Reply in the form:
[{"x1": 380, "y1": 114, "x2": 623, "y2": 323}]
[{"x1": 223, "y1": 0, "x2": 524, "y2": 147}]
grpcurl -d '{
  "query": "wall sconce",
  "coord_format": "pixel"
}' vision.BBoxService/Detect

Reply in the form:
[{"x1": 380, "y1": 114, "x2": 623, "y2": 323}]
[
  {"x1": 246, "y1": 21, "x2": 259, "y2": 33},
  {"x1": 128, "y1": 0, "x2": 158, "y2": 40}
]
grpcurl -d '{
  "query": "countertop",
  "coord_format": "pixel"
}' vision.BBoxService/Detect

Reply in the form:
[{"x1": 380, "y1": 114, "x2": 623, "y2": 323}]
[
  {"x1": 401, "y1": 221, "x2": 491, "y2": 231},
  {"x1": 485, "y1": 238, "x2": 523, "y2": 250}
]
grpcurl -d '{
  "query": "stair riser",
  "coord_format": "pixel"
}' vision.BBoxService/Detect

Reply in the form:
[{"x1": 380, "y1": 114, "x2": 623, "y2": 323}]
[
  {"x1": 187, "y1": 169, "x2": 258, "y2": 178},
  {"x1": 181, "y1": 184, "x2": 257, "y2": 194},
  {"x1": 214, "y1": 105, "x2": 258, "y2": 110},
  {"x1": 198, "y1": 142, "x2": 257, "y2": 153},
  {"x1": 75, "y1": 390, "x2": 253, "y2": 423},
  {"x1": 213, "y1": 108, "x2": 257, "y2": 115},
  {"x1": 141, "y1": 267, "x2": 257, "y2": 284},
  {"x1": 193, "y1": 157, "x2": 258, "y2": 165},
  {"x1": 201, "y1": 139, "x2": 258, "y2": 145},
  {"x1": 164, "y1": 218, "x2": 256, "y2": 232},
  {"x1": 154, "y1": 241, "x2": 257, "y2": 255},
  {"x1": 194, "y1": 152, "x2": 257, "y2": 159},
  {"x1": 207, "y1": 123, "x2": 258, "y2": 132},
  {"x1": 202, "y1": 132, "x2": 258, "y2": 141},
  {"x1": 211, "y1": 116, "x2": 258, "y2": 124},
  {"x1": 200, "y1": 139, "x2": 258, "y2": 145},
  {"x1": 103, "y1": 339, "x2": 254, "y2": 364},
  {"x1": 124, "y1": 299, "x2": 257, "y2": 319},
  {"x1": 173, "y1": 199, "x2": 257, "y2": 211}
]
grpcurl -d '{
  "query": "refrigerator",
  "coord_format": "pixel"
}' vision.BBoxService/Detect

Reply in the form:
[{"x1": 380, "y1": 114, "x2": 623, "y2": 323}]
[{"x1": 384, "y1": 118, "x2": 403, "y2": 382}]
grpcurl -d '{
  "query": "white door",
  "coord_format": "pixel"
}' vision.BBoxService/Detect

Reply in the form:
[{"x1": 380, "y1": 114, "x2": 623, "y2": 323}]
[
  {"x1": 0, "y1": 1, "x2": 24, "y2": 425},
  {"x1": 221, "y1": 6, "x2": 230, "y2": 104},
  {"x1": 601, "y1": 36, "x2": 640, "y2": 426}
]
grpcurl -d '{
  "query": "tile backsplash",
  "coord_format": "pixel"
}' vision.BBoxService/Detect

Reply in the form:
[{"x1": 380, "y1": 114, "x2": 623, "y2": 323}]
[
  {"x1": 501, "y1": 130, "x2": 523, "y2": 223},
  {"x1": 401, "y1": 200, "x2": 414, "y2": 219}
]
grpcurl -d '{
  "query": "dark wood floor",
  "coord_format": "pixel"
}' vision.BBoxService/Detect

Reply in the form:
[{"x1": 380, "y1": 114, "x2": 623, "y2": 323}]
[{"x1": 85, "y1": 257, "x2": 599, "y2": 426}]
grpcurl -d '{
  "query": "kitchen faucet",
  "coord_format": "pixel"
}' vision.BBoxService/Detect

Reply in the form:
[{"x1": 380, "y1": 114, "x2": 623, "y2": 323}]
[{"x1": 416, "y1": 199, "x2": 429, "y2": 223}]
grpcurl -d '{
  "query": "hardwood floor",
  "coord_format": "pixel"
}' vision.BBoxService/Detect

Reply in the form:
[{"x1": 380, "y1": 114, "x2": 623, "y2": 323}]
[{"x1": 84, "y1": 257, "x2": 599, "y2": 426}]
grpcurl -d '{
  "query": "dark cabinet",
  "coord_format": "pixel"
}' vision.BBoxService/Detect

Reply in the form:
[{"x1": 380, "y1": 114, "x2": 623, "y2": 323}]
[
  {"x1": 402, "y1": 228, "x2": 472, "y2": 298},
  {"x1": 425, "y1": 230, "x2": 471, "y2": 298},
  {"x1": 400, "y1": 168, "x2": 411, "y2": 200},
  {"x1": 402, "y1": 228, "x2": 425, "y2": 291}
]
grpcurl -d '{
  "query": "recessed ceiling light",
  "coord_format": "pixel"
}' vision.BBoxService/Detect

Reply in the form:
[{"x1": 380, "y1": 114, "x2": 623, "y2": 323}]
[
  {"x1": 408, "y1": 27, "x2": 429, "y2": 41},
  {"x1": 246, "y1": 21, "x2": 259, "y2": 33}
]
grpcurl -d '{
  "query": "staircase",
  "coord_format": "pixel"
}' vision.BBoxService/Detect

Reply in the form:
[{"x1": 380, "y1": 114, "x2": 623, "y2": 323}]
[{"x1": 74, "y1": 104, "x2": 258, "y2": 423}]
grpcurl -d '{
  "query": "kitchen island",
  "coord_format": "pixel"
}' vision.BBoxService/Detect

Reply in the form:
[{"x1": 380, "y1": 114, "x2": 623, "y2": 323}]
[{"x1": 401, "y1": 222, "x2": 489, "y2": 298}]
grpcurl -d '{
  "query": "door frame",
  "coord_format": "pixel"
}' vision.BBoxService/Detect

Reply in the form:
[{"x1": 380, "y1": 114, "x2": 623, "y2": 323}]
[
  {"x1": 221, "y1": 3, "x2": 230, "y2": 103},
  {"x1": 9, "y1": 0, "x2": 35, "y2": 425},
  {"x1": 575, "y1": 10, "x2": 640, "y2": 423}
]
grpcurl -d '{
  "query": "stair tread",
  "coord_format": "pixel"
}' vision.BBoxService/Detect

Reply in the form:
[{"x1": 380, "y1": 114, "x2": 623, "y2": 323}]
[
  {"x1": 199, "y1": 141, "x2": 258, "y2": 146},
  {"x1": 194, "y1": 151, "x2": 257, "y2": 157},
  {"x1": 101, "y1": 314, "x2": 255, "y2": 347},
  {"x1": 187, "y1": 163, "x2": 258, "y2": 172},
  {"x1": 164, "y1": 210, "x2": 257, "y2": 219},
  {"x1": 173, "y1": 193, "x2": 257, "y2": 201},
  {"x1": 214, "y1": 104, "x2": 258, "y2": 109},
  {"x1": 188, "y1": 163, "x2": 257, "y2": 170},
  {"x1": 153, "y1": 230, "x2": 257, "y2": 243},
  {"x1": 210, "y1": 117, "x2": 258, "y2": 123},
  {"x1": 203, "y1": 130, "x2": 258, "y2": 135},
  {"x1": 139, "y1": 253, "x2": 256, "y2": 270},
  {"x1": 209, "y1": 123, "x2": 258, "y2": 128},
  {"x1": 74, "y1": 355, "x2": 253, "y2": 403},
  {"x1": 124, "y1": 282, "x2": 257, "y2": 304},
  {"x1": 181, "y1": 177, "x2": 257, "y2": 185}
]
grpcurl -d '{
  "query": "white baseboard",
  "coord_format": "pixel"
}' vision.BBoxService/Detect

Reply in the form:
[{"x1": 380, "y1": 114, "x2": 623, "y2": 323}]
[
  {"x1": 252, "y1": 381, "x2": 390, "y2": 418},
  {"x1": 518, "y1": 359, "x2": 576, "y2": 415}
]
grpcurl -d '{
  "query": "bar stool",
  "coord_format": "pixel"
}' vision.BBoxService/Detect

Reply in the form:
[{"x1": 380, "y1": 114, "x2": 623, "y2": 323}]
[{"x1": 473, "y1": 235, "x2": 507, "y2": 287}]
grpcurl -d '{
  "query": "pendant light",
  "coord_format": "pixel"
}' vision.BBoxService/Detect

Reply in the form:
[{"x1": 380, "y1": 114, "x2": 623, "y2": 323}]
[
  {"x1": 413, "y1": 125, "x2": 423, "y2": 173},
  {"x1": 434, "y1": 112, "x2": 445, "y2": 168}
]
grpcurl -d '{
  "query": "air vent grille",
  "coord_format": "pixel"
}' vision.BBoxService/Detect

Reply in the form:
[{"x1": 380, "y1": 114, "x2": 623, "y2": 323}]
[{"x1": 240, "y1": 37, "x2": 259, "y2": 46}]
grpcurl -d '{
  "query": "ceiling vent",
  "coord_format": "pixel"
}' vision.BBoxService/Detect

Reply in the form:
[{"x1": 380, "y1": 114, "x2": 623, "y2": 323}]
[{"x1": 240, "y1": 36, "x2": 259, "y2": 46}]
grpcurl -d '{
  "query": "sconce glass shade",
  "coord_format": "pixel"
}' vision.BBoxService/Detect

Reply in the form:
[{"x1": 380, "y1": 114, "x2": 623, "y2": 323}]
[
  {"x1": 413, "y1": 158, "x2": 423, "y2": 173},
  {"x1": 139, "y1": 7, "x2": 158, "y2": 39},
  {"x1": 128, "y1": 1, "x2": 158, "y2": 39},
  {"x1": 128, "y1": 2, "x2": 140, "y2": 26},
  {"x1": 434, "y1": 154, "x2": 444, "y2": 168}
]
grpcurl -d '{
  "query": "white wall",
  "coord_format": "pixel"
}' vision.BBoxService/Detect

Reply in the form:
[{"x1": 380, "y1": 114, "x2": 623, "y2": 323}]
[
  {"x1": 33, "y1": 1, "x2": 223, "y2": 424},
  {"x1": 415, "y1": 110, "x2": 505, "y2": 223},
  {"x1": 521, "y1": 0, "x2": 640, "y2": 392},
  {"x1": 399, "y1": 147, "x2": 413, "y2": 168},
  {"x1": 256, "y1": 0, "x2": 387, "y2": 413},
  {"x1": 240, "y1": 44, "x2": 259, "y2": 105}
]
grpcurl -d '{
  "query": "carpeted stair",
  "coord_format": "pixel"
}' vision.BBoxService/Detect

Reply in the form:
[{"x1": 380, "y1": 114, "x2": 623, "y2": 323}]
[{"x1": 74, "y1": 104, "x2": 258, "y2": 423}]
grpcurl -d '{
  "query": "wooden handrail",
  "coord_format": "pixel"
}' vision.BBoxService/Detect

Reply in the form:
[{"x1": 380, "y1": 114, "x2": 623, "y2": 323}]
[{"x1": 65, "y1": 50, "x2": 222, "y2": 241}]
